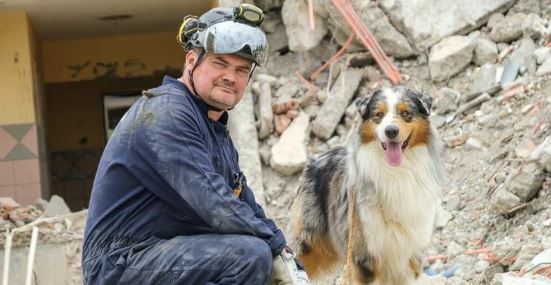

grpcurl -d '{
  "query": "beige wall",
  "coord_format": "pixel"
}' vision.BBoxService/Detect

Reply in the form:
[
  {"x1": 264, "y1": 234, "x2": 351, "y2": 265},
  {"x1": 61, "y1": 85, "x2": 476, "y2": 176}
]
[
  {"x1": 0, "y1": 11, "x2": 37, "y2": 124},
  {"x1": 41, "y1": 32, "x2": 184, "y2": 84}
]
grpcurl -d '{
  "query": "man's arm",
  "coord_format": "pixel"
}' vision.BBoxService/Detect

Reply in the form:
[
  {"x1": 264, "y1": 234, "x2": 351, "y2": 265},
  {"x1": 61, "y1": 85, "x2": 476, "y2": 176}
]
[
  {"x1": 134, "y1": 100, "x2": 285, "y2": 256},
  {"x1": 240, "y1": 183, "x2": 279, "y2": 231}
]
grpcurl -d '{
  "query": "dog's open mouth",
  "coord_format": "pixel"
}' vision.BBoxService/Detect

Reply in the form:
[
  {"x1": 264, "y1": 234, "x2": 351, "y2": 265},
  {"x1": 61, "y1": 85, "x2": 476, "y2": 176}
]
[{"x1": 381, "y1": 135, "x2": 411, "y2": 167}]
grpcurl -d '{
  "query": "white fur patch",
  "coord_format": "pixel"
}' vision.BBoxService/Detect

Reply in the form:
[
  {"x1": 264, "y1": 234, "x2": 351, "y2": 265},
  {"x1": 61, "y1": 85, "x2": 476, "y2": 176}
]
[
  {"x1": 377, "y1": 89, "x2": 401, "y2": 141},
  {"x1": 353, "y1": 142, "x2": 441, "y2": 283}
]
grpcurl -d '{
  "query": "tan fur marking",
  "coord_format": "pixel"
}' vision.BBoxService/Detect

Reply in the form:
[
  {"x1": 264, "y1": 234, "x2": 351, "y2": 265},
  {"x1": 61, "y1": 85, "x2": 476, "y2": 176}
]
[
  {"x1": 290, "y1": 191, "x2": 339, "y2": 279},
  {"x1": 298, "y1": 234, "x2": 339, "y2": 278},
  {"x1": 395, "y1": 117, "x2": 430, "y2": 147},
  {"x1": 371, "y1": 102, "x2": 388, "y2": 125},
  {"x1": 409, "y1": 256, "x2": 422, "y2": 278},
  {"x1": 360, "y1": 122, "x2": 376, "y2": 143},
  {"x1": 375, "y1": 102, "x2": 388, "y2": 114},
  {"x1": 396, "y1": 102, "x2": 409, "y2": 113},
  {"x1": 408, "y1": 118, "x2": 430, "y2": 147}
]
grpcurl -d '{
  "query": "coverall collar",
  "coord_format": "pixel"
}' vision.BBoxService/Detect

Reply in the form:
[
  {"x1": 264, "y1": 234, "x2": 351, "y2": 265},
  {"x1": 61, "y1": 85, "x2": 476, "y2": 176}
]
[{"x1": 162, "y1": 76, "x2": 229, "y2": 125}]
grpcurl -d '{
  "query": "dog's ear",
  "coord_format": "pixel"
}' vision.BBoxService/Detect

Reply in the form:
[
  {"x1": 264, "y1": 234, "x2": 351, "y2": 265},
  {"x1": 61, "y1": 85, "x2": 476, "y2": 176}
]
[
  {"x1": 406, "y1": 89, "x2": 432, "y2": 116},
  {"x1": 355, "y1": 89, "x2": 379, "y2": 119},
  {"x1": 355, "y1": 96, "x2": 369, "y2": 118}
]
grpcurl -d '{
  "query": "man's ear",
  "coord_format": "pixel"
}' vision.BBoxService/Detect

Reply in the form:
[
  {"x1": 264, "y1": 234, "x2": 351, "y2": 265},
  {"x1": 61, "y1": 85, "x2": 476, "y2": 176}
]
[{"x1": 184, "y1": 50, "x2": 197, "y2": 71}]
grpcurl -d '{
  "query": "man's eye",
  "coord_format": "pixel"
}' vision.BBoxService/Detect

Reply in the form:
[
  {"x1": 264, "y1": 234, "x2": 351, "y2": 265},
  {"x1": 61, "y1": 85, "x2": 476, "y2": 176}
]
[
  {"x1": 213, "y1": 61, "x2": 225, "y2": 67},
  {"x1": 237, "y1": 69, "x2": 250, "y2": 75}
]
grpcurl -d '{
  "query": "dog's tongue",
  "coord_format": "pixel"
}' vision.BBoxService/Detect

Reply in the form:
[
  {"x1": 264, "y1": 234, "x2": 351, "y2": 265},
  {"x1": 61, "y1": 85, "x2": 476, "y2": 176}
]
[{"x1": 385, "y1": 142, "x2": 403, "y2": 167}]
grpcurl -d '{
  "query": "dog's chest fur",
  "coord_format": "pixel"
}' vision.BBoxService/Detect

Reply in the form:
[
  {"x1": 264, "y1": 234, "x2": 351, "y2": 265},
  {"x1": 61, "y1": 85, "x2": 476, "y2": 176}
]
[{"x1": 352, "y1": 143, "x2": 440, "y2": 269}]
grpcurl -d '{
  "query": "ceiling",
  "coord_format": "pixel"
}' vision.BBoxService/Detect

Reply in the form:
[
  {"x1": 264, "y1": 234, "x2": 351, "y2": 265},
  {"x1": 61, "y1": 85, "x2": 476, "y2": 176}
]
[{"x1": 0, "y1": 0, "x2": 216, "y2": 40}]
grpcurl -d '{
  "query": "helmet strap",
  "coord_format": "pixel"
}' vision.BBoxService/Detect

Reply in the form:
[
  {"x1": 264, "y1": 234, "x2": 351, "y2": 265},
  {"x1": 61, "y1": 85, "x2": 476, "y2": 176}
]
[{"x1": 188, "y1": 49, "x2": 225, "y2": 113}]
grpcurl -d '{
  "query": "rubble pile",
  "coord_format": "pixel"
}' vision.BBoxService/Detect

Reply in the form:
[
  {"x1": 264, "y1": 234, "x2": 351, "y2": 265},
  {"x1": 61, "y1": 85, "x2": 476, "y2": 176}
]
[
  {"x1": 240, "y1": 0, "x2": 551, "y2": 284},
  {"x1": 0, "y1": 196, "x2": 85, "y2": 285},
  {"x1": 0, "y1": 196, "x2": 85, "y2": 246}
]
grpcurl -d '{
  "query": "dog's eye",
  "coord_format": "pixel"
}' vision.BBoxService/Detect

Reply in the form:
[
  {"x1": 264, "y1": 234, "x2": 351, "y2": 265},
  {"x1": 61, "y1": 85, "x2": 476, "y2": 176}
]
[
  {"x1": 400, "y1": 110, "x2": 411, "y2": 119},
  {"x1": 374, "y1": 112, "x2": 385, "y2": 118}
]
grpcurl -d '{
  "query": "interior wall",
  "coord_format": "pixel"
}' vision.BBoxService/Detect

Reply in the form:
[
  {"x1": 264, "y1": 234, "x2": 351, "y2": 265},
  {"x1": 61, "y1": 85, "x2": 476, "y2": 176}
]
[
  {"x1": 0, "y1": 11, "x2": 50, "y2": 204},
  {"x1": 41, "y1": 32, "x2": 184, "y2": 84},
  {"x1": 0, "y1": 11, "x2": 36, "y2": 124}
]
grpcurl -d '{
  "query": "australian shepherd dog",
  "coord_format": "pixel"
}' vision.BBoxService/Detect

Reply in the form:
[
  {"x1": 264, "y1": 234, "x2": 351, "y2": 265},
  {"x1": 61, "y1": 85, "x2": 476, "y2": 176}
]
[{"x1": 291, "y1": 86, "x2": 447, "y2": 285}]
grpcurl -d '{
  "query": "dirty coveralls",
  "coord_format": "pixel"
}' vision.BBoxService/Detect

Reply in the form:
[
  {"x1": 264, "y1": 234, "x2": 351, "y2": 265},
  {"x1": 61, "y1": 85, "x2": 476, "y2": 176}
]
[{"x1": 82, "y1": 76, "x2": 286, "y2": 285}]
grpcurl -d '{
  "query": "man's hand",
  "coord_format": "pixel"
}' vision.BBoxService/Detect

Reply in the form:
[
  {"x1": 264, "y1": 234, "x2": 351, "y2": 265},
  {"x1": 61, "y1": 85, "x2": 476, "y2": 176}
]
[{"x1": 270, "y1": 247, "x2": 311, "y2": 285}]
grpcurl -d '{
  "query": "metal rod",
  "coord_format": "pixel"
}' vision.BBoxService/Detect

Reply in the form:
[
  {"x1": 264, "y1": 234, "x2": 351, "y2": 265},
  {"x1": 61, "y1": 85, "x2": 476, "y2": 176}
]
[
  {"x1": 25, "y1": 226, "x2": 39, "y2": 285},
  {"x1": 2, "y1": 228, "x2": 12, "y2": 285}
]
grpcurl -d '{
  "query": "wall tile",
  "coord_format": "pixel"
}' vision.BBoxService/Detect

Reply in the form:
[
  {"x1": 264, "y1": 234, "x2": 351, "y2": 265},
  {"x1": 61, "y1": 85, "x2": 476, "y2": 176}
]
[
  {"x1": 0, "y1": 161, "x2": 14, "y2": 186},
  {"x1": 20, "y1": 125, "x2": 38, "y2": 156},
  {"x1": 0, "y1": 185, "x2": 16, "y2": 198},
  {"x1": 63, "y1": 180, "x2": 85, "y2": 200},
  {"x1": 0, "y1": 128, "x2": 18, "y2": 160},
  {"x1": 15, "y1": 183, "x2": 41, "y2": 205},
  {"x1": 51, "y1": 154, "x2": 72, "y2": 179},
  {"x1": 14, "y1": 159, "x2": 40, "y2": 184},
  {"x1": 4, "y1": 144, "x2": 37, "y2": 160},
  {"x1": 77, "y1": 152, "x2": 99, "y2": 177},
  {"x1": 51, "y1": 181, "x2": 64, "y2": 196},
  {"x1": 3, "y1": 124, "x2": 32, "y2": 140}
]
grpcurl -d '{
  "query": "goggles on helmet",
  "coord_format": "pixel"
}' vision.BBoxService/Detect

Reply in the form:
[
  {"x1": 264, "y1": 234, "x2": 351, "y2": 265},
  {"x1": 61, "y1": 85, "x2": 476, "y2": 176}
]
[
  {"x1": 234, "y1": 3, "x2": 264, "y2": 26},
  {"x1": 194, "y1": 20, "x2": 269, "y2": 67}
]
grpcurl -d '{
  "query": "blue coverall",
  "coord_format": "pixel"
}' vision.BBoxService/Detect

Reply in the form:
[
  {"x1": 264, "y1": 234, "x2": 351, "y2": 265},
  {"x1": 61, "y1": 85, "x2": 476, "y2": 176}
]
[{"x1": 82, "y1": 76, "x2": 286, "y2": 284}]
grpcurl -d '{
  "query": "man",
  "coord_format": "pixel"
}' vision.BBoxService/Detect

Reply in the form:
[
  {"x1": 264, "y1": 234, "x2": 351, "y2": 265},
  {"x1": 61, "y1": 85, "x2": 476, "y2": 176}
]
[{"x1": 82, "y1": 4, "x2": 309, "y2": 285}]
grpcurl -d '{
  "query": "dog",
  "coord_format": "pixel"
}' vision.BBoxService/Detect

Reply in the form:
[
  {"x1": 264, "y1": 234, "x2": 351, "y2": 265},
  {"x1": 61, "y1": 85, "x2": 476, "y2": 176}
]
[{"x1": 290, "y1": 86, "x2": 446, "y2": 285}]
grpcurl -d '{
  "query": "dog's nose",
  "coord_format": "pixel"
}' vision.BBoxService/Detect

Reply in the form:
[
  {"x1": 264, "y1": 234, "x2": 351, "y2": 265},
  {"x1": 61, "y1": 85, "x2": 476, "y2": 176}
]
[{"x1": 385, "y1": 126, "x2": 399, "y2": 139}]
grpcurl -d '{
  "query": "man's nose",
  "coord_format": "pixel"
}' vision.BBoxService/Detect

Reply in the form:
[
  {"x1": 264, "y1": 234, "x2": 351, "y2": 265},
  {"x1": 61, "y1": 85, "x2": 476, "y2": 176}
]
[{"x1": 221, "y1": 69, "x2": 237, "y2": 82}]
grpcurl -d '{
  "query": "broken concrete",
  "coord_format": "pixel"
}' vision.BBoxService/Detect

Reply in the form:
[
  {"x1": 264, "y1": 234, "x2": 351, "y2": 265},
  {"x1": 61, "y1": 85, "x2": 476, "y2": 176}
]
[
  {"x1": 270, "y1": 112, "x2": 309, "y2": 175},
  {"x1": 536, "y1": 57, "x2": 551, "y2": 76},
  {"x1": 267, "y1": 27, "x2": 289, "y2": 54},
  {"x1": 379, "y1": 0, "x2": 515, "y2": 50},
  {"x1": 489, "y1": 13, "x2": 527, "y2": 43},
  {"x1": 539, "y1": 139, "x2": 551, "y2": 172},
  {"x1": 254, "y1": 0, "x2": 285, "y2": 12},
  {"x1": 433, "y1": 87, "x2": 460, "y2": 115},
  {"x1": 473, "y1": 37, "x2": 498, "y2": 65},
  {"x1": 257, "y1": 82, "x2": 274, "y2": 139},
  {"x1": 507, "y1": 162, "x2": 545, "y2": 201},
  {"x1": 511, "y1": 37, "x2": 536, "y2": 67},
  {"x1": 327, "y1": 2, "x2": 415, "y2": 58},
  {"x1": 534, "y1": 47, "x2": 551, "y2": 65},
  {"x1": 491, "y1": 188, "x2": 521, "y2": 214},
  {"x1": 312, "y1": 68, "x2": 364, "y2": 139},
  {"x1": 0, "y1": 243, "x2": 69, "y2": 285},
  {"x1": 228, "y1": 91, "x2": 266, "y2": 205},
  {"x1": 468, "y1": 64, "x2": 498, "y2": 95},
  {"x1": 429, "y1": 36, "x2": 475, "y2": 82},
  {"x1": 44, "y1": 194, "x2": 71, "y2": 216},
  {"x1": 281, "y1": 0, "x2": 328, "y2": 51}
]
